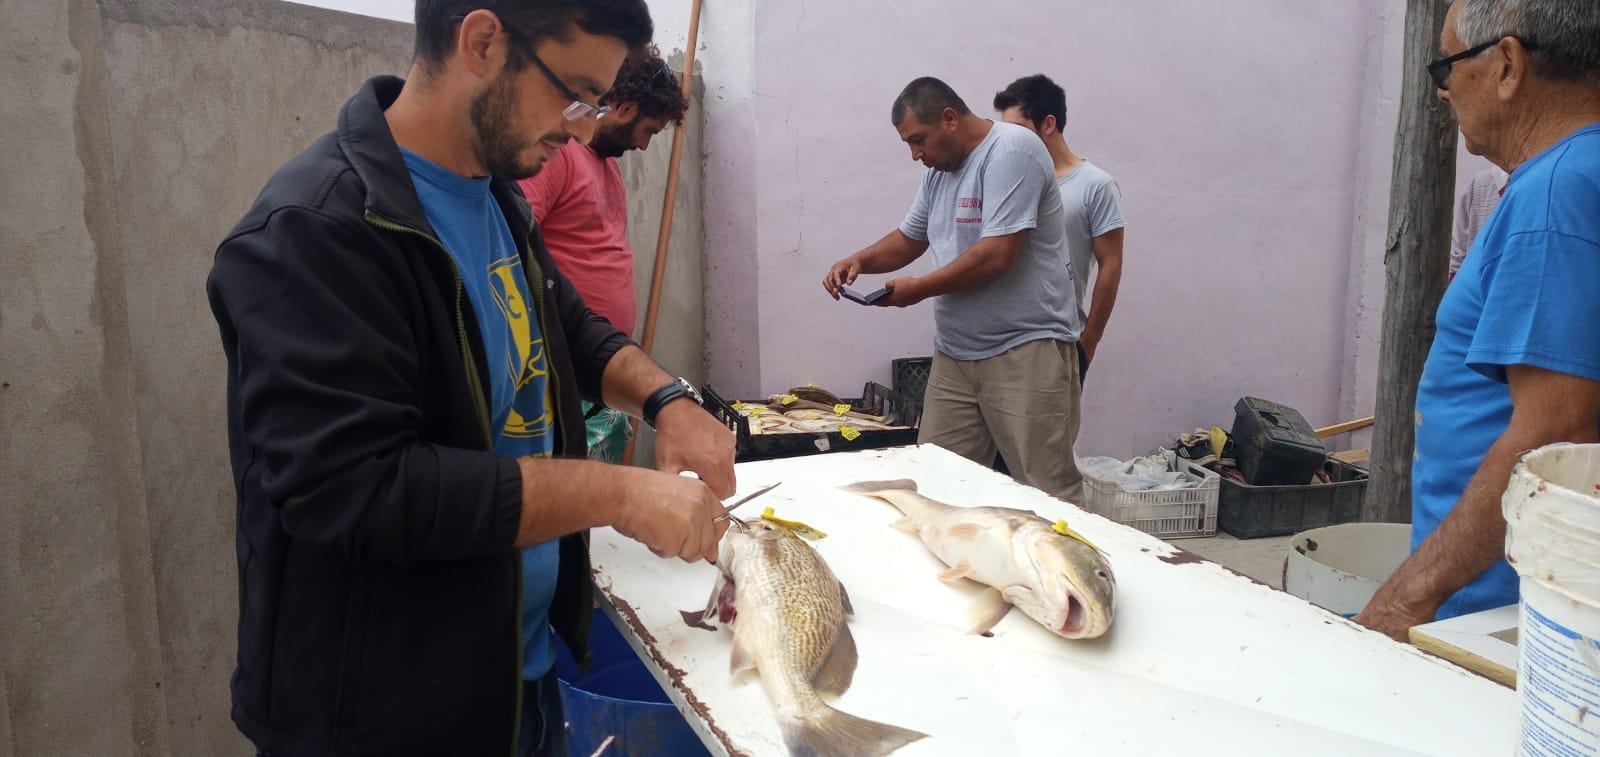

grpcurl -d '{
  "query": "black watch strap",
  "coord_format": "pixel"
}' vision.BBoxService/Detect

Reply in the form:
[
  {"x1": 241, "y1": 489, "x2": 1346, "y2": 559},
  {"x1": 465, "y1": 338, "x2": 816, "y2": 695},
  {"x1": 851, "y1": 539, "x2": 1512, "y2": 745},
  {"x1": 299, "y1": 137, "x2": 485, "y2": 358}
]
[{"x1": 643, "y1": 378, "x2": 697, "y2": 429}]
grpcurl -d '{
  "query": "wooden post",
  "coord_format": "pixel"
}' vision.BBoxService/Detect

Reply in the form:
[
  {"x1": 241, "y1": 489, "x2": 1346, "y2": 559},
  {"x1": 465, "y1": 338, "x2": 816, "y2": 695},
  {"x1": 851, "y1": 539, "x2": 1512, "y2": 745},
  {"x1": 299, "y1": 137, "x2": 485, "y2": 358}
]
[
  {"x1": 621, "y1": 0, "x2": 703, "y2": 467},
  {"x1": 1364, "y1": 0, "x2": 1458, "y2": 523}
]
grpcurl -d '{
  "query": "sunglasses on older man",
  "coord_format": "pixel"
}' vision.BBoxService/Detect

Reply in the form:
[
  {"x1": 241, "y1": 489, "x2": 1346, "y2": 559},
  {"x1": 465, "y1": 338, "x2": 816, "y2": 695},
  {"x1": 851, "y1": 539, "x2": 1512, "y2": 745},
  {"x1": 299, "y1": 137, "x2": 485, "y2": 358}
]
[{"x1": 1427, "y1": 36, "x2": 1543, "y2": 90}]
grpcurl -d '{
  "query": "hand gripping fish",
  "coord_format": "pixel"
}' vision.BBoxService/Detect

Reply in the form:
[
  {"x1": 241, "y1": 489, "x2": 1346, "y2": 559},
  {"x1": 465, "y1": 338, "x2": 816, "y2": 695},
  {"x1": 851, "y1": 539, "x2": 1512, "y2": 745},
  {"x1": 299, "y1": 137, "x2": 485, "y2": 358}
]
[
  {"x1": 841, "y1": 480, "x2": 1117, "y2": 639},
  {"x1": 700, "y1": 519, "x2": 928, "y2": 757}
]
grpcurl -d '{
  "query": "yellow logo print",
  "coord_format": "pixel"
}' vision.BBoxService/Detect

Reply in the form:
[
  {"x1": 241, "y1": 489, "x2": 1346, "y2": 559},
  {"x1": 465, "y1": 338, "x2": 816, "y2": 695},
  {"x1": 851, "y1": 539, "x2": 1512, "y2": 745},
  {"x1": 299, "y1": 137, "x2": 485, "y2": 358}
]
[{"x1": 489, "y1": 257, "x2": 553, "y2": 441}]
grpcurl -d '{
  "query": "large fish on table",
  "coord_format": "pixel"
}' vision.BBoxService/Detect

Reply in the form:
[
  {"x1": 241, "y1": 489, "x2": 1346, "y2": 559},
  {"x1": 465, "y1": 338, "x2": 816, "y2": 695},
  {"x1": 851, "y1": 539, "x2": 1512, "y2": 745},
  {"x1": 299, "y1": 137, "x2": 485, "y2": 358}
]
[
  {"x1": 841, "y1": 480, "x2": 1117, "y2": 639},
  {"x1": 700, "y1": 519, "x2": 927, "y2": 757}
]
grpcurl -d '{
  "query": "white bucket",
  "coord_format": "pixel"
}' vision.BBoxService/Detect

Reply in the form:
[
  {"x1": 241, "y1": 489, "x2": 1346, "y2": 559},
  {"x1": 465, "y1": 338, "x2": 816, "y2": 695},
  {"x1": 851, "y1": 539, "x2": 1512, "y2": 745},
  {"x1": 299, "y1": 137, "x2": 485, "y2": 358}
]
[
  {"x1": 1283, "y1": 523, "x2": 1412, "y2": 617},
  {"x1": 1502, "y1": 443, "x2": 1600, "y2": 755}
]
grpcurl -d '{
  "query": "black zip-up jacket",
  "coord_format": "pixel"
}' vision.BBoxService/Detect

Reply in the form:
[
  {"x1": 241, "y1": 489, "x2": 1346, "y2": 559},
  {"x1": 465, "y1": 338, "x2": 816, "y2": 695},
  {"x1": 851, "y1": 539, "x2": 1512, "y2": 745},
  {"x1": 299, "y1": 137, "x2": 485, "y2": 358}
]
[{"x1": 206, "y1": 75, "x2": 631, "y2": 757}]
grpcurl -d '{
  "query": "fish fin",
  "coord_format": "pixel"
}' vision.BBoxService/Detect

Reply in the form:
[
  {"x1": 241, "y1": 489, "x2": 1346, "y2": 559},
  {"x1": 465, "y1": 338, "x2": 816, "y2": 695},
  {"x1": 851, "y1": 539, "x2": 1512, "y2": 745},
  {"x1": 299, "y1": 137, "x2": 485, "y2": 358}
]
[
  {"x1": 812, "y1": 622, "x2": 859, "y2": 697},
  {"x1": 946, "y1": 522, "x2": 983, "y2": 540},
  {"x1": 729, "y1": 628, "x2": 757, "y2": 677},
  {"x1": 968, "y1": 587, "x2": 1013, "y2": 635},
  {"x1": 839, "y1": 581, "x2": 854, "y2": 616},
  {"x1": 839, "y1": 479, "x2": 920, "y2": 495},
  {"x1": 937, "y1": 563, "x2": 974, "y2": 584},
  {"x1": 700, "y1": 572, "x2": 729, "y2": 626},
  {"x1": 890, "y1": 516, "x2": 920, "y2": 536},
  {"x1": 782, "y1": 706, "x2": 928, "y2": 757}
]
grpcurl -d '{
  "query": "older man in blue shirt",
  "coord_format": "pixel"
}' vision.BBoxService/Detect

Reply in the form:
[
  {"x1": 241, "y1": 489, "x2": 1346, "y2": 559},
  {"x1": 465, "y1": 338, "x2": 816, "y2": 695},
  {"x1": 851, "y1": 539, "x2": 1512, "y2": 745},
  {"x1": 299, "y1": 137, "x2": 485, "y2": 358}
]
[{"x1": 1355, "y1": 0, "x2": 1600, "y2": 640}]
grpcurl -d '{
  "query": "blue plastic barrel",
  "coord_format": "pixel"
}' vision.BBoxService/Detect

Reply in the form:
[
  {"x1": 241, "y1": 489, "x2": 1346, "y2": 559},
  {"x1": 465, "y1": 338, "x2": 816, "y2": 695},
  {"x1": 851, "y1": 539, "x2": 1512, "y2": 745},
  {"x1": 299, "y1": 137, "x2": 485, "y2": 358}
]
[{"x1": 553, "y1": 607, "x2": 711, "y2": 757}]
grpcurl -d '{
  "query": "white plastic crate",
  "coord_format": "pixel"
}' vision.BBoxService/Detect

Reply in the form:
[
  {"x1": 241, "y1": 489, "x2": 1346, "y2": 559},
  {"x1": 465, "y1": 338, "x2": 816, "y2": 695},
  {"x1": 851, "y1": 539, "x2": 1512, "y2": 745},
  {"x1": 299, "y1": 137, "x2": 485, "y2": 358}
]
[{"x1": 1082, "y1": 456, "x2": 1219, "y2": 539}]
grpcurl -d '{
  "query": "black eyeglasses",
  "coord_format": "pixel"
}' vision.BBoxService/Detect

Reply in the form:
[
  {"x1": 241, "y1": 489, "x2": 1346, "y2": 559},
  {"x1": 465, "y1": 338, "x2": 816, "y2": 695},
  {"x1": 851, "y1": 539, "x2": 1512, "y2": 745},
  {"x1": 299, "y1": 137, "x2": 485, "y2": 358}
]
[
  {"x1": 451, "y1": 13, "x2": 611, "y2": 121},
  {"x1": 1427, "y1": 36, "x2": 1542, "y2": 90}
]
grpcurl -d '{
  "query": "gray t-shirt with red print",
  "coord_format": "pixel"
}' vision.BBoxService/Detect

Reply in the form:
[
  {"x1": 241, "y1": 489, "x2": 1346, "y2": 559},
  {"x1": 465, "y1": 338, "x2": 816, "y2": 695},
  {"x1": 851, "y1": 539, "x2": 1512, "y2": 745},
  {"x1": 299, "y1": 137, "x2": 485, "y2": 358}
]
[{"x1": 900, "y1": 121, "x2": 1079, "y2": 361}]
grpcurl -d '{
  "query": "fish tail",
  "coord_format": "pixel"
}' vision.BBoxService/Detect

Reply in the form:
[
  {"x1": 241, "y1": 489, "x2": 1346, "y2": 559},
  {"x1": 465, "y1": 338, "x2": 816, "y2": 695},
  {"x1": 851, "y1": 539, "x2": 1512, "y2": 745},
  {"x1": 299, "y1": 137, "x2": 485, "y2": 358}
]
[
  {"x1": 840, "y1": 479, "x2": 920, "y2": 495},
  {"x1": 782, "y1": 705, "x2": 928, "y2": 757},
  {"x1": 840, "y1": 479, "x2": 951, "y2": 521}
]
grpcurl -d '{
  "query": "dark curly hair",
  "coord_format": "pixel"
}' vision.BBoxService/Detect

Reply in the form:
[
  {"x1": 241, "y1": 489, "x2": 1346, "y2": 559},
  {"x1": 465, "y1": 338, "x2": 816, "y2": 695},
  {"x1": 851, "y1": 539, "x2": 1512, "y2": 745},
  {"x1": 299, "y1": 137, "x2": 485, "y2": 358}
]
[{"x1": 600, "y1": 44, "x2": 689, "y2": 125}]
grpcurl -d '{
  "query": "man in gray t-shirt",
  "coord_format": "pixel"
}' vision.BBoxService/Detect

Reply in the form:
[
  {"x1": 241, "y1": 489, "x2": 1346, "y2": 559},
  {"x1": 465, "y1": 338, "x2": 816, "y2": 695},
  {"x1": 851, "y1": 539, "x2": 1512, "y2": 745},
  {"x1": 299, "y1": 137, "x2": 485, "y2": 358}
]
[
  {"x1": 995, "y1": 74, "x2": 1126, "y2": 382},
  {"x1": 823, "y1": 77, "x2": 1087, "y2": 504}
]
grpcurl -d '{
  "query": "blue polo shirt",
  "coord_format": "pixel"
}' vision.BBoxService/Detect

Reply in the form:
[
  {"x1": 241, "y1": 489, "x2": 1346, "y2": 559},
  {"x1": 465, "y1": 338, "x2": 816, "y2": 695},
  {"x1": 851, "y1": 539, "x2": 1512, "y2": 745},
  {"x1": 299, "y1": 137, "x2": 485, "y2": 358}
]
[{"x1": 1412, "y1": 123, "x2": 1600, "y2": 620}]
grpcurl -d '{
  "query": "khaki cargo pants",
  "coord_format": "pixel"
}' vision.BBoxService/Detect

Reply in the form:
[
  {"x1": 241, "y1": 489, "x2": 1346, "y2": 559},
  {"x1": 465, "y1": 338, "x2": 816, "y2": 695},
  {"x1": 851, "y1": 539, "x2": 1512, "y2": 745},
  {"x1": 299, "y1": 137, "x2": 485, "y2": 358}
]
[{"x1": 917, "y1": 338, "x2": 1084, "y2": 504}]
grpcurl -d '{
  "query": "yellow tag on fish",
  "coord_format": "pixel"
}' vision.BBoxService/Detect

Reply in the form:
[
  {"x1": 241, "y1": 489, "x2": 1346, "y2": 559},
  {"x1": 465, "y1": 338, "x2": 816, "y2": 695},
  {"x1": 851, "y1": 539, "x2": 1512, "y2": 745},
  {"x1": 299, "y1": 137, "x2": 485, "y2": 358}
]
[
  {"x1": 746, "y1": 405, "x2": 766, "y2": 415},
  {"x1": 838, "y1": 426, "x2": 861, "y2": 441},
  {"x1": 761, "y1": 507, "x2": 828, "y2": 540},
  {"x1": 1053, "y1": 519, "x2": 1100, "y2": 552},
  {"x1": 780, "y1": 394, "x2": 799, "y2": 405},
  {"x1": 832, "y1": 403, "x2": 851, "y2": 416}
]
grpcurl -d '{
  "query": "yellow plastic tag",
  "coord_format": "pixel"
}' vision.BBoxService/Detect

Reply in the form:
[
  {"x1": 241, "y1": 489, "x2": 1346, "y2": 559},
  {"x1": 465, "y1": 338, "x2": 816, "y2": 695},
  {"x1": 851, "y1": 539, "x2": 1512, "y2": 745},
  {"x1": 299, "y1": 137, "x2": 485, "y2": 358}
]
[
  {"x1": 839, "y1": 426, "x2": 861, "y2": 441},
  {"x1": 746, "y1": 405, "x2": 766, "y2": 415},
  {"x1": 832, "y1": 403, "x2": 852, "y2": 416},
  {"x1": 780, "y1": 394, "x2": 798, "y2": 406},
  {"x1": 1053, "y1": 519, "x2": 1100, "y2": 552},
  {"x1": 760, "y1": 507, "x2": 828, "y2": 540}
]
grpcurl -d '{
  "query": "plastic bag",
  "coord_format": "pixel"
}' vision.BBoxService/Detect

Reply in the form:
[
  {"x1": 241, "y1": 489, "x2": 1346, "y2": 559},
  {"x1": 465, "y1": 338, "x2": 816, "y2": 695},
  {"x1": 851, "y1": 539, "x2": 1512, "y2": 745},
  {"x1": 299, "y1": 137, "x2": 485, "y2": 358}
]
[{"x1": 1078, "y1": 448, "x2": 1200, "y2": 492}]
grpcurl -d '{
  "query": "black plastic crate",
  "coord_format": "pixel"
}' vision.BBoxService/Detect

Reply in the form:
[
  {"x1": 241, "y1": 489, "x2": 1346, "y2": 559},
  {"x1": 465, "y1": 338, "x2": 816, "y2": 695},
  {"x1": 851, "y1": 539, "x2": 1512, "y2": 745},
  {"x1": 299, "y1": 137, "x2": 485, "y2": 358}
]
[
  {"x1": 891, "y1": 357, "x2": 932, "y2": 407},
  {"x1": 1231, "y1": 397, "x2": 1327, "y2": 486},
  {"x1": 701, "y1": 382, "x2": 920, "y2": 463},
  {"x1": 858, "y1": 380, "x2": 923, "y2": 428},
  {"x1": 1216, "y1": 459, "x2": 1369, "y2": 539}
]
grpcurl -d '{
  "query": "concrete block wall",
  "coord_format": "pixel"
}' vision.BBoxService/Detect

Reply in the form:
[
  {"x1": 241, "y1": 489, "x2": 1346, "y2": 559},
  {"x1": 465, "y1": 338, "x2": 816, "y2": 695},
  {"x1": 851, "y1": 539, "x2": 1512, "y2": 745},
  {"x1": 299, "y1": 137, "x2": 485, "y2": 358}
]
[{"x1": 0, "y1": 1, "x2": 706, "y2": 753}]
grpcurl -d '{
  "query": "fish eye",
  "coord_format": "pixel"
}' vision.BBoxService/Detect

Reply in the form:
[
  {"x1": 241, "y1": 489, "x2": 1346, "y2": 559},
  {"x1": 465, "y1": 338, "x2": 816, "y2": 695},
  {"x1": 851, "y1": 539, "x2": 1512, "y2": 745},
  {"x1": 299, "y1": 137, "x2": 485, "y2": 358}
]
[{"x1": 1095, "y1": 570, "x2": 1109, "y2": 579}]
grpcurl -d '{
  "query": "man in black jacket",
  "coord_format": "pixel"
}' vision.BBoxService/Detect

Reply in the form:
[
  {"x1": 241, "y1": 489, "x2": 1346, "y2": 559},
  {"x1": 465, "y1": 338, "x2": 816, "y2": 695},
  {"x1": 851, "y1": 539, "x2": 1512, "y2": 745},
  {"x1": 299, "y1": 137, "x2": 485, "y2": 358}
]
[{"x1": 206, "y1": 2, "x2": 736, "y2": 755}]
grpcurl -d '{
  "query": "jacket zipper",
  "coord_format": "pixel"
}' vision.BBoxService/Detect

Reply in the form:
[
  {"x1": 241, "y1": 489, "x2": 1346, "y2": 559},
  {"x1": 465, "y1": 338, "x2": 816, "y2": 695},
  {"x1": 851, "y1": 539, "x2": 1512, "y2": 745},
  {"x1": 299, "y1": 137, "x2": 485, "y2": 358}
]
[
  {"x1": 363, "y1": 209, "x2": 521, "y2": 754},
  {"x1": 363, "y1": 210, "x2": 494, "y2": 446}
]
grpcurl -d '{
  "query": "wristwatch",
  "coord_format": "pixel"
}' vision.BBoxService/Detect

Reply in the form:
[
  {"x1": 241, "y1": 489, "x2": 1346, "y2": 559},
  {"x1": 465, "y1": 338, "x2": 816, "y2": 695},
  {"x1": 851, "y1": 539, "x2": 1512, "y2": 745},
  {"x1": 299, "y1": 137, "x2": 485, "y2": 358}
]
[{"x1": 643, "y1": 377, "x2": 703, "y2": 429}]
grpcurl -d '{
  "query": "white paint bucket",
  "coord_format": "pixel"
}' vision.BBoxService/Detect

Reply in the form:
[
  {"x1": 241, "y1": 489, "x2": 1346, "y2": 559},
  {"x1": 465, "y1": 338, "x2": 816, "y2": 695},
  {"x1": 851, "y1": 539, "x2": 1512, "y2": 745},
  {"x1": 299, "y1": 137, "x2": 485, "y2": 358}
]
[
  {"x1": 1502, "y1": 442, "x2": 1600, "y2": 754},
  {"x1": 1282, "y1": 523, "x2": 1412, "y2": 617}
]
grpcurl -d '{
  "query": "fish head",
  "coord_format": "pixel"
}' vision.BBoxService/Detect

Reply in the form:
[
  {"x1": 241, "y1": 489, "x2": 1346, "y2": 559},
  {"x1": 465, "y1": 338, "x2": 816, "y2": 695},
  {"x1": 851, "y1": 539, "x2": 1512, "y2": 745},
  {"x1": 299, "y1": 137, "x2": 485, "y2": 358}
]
[
  {"x1": 1011, "y1": 527, "x2": 1117, "y2": 639},
  {"x1": 717, "y1": 517, "x2": 791, "y2": 572}
]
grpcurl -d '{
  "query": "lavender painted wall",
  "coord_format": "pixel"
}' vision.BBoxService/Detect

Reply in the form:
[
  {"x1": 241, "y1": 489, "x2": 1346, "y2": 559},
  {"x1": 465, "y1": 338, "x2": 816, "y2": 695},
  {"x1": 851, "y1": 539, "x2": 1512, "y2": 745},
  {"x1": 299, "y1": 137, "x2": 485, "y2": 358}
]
[
  {"x1": 291, "y1": 0, "x2": 1498, "y2": 458},
  {"x1": 740, "y1": 0, "x2": 1391, "y2": 456}
]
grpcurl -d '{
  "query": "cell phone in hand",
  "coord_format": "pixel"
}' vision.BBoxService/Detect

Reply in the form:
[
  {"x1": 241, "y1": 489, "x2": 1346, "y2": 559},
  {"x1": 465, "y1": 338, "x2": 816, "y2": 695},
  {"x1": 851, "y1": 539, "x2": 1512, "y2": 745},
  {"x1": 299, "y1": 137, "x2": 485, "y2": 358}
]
[{"x1": 839, "y1": 285, "x2": 890, "y2": 305}]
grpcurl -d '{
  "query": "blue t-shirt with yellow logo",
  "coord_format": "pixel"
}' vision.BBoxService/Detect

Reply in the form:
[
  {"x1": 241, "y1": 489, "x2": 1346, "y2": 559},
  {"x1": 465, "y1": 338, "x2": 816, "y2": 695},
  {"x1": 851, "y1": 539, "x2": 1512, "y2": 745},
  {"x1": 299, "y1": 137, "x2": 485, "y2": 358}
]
[{"x1": 402, "y1": 148, "x2": 560, "y2": 681}]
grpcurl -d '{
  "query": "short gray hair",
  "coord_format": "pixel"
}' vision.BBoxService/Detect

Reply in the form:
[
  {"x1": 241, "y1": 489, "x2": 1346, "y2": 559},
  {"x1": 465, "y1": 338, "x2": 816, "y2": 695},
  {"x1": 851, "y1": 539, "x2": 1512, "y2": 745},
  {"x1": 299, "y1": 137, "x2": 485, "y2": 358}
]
[{"x1": 1457, "y1": 0, "x2": 1600, "y2": 86}]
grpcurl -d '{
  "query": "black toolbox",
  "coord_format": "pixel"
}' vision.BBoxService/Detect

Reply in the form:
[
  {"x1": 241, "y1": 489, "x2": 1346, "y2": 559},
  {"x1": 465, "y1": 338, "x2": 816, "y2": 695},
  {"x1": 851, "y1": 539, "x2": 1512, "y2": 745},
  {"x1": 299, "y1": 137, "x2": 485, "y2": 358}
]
[
  {"x1": 1216, "y1": 459, "x2": 1369, "y2": 539},
  {"x1": 701, "y1": 382, "x2": 920, "y2": 463},
  {"x1": 1230, "y1": 397, "x2": 1327, "y2": 486}
]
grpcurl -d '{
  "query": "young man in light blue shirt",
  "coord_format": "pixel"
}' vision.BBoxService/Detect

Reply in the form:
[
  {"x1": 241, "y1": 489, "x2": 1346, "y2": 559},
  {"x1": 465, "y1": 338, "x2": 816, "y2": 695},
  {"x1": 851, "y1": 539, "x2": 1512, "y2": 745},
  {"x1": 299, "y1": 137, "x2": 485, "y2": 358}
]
[{"x1": 993, "y1": 74, "x2": 1126, "y2": 382}]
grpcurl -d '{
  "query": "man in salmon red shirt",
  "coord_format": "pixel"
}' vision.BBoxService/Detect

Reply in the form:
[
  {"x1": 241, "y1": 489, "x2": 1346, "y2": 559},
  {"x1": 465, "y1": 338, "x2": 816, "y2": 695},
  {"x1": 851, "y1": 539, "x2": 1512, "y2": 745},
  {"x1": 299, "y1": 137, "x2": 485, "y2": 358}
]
[{"x1": 520, "y1": 44, "x2": 688, "y2": 463}]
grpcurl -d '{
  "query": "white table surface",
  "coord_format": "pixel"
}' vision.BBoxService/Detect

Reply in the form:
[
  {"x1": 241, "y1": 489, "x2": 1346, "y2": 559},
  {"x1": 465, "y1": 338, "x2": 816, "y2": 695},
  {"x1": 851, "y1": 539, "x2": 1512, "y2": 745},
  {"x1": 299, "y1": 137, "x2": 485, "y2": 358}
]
[{"x1": 589, "y1": 444, "x2": 1518, "y2": 756}]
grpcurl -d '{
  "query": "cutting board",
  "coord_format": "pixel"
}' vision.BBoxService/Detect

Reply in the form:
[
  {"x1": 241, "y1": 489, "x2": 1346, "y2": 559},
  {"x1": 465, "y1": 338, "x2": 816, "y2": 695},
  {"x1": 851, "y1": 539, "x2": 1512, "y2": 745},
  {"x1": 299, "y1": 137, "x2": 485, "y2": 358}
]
[{"x1": 1409, "y1": 604, "x2": 1519, "y2": 688}]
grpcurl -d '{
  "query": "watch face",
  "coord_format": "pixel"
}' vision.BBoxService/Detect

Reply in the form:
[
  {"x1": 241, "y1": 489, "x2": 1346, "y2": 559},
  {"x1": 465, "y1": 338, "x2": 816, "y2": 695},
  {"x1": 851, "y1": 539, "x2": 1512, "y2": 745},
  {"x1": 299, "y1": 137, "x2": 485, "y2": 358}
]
[{"x1": 679, "y1": 377, "x2": 702, "y2": 403}]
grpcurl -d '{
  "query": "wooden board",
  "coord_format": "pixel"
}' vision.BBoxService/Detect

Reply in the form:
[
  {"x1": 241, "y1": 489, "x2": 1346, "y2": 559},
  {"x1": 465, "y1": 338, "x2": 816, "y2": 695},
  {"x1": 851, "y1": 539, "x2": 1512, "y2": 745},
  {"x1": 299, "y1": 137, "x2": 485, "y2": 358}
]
[
  {"x1": 588, "y1": 444, "x2": 1517, "y2": 756},
  {"x1": 1316, "y1": 417, "x2": 1376, "y2": 439},
  {"x1": 1330, "y1": 448, "x2": 1371, "y2": 466},
  {"x1": 1409, "y1": 604, "x2": 1520, "y2": 688}
]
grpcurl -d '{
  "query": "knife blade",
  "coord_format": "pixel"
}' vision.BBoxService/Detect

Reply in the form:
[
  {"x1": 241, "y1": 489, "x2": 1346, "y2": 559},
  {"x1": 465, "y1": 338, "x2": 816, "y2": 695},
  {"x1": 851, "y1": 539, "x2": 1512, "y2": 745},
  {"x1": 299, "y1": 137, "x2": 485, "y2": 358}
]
[{"x1": 713, "y1": 481, "x2": 782, "y2": 525}]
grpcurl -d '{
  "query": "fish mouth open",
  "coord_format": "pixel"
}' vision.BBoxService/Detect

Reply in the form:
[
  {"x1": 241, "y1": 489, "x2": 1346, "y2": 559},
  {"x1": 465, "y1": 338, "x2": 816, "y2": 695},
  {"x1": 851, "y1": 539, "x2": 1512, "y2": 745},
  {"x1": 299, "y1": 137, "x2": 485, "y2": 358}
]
[{"x1": 1060, "y1": 593, "x2": 1087, "y2": 636}]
